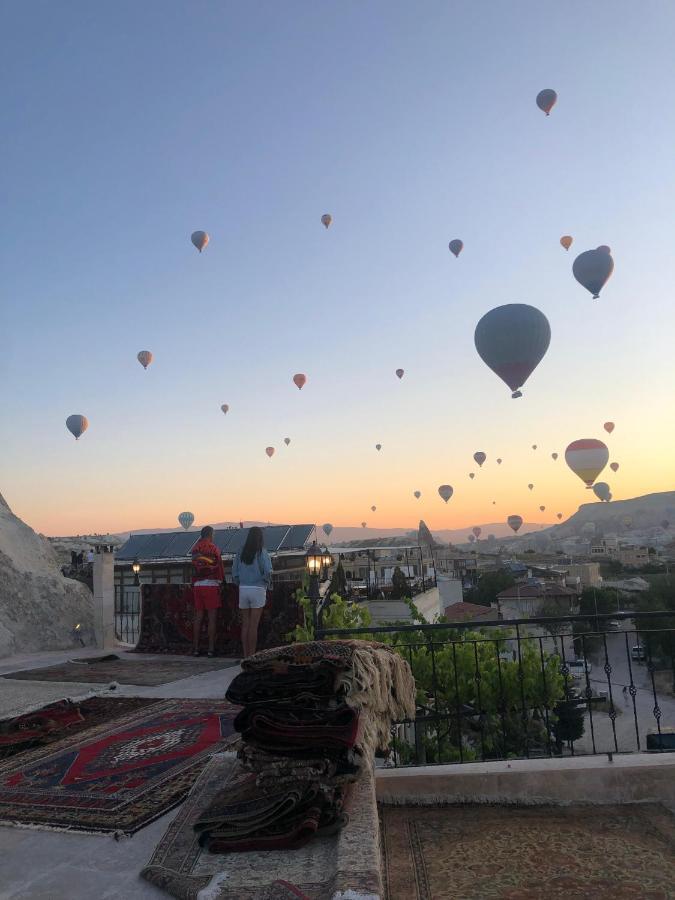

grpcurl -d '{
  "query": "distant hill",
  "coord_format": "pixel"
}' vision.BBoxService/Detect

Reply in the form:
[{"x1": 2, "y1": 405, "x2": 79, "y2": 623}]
[{"x1": 543, "y1": 491, "x2": 675, "y2": 539}]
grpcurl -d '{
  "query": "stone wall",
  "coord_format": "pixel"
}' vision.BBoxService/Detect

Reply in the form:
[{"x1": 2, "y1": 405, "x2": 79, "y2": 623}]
[{"x1": 0, "y1": 493, "x2": 94, "y2": 658}]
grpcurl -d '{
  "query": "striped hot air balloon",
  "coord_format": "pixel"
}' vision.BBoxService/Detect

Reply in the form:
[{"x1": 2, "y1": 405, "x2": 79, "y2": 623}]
[{"x1": 565, "y1": 439, "x2": 609, "y2": 488}]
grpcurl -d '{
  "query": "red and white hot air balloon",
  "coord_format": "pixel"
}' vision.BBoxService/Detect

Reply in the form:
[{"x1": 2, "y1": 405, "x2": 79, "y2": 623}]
[
  {"x1": 265, "y1": 446, "x2": 275, "y2": 458},
  {"x1": 604, "y1": 422, "x2": 615, "y2": 434},
  {"x1": 565, "y1": 438, "x2": 609, "y2": 488},
  {"x1": 293, "y1": 373, "x2": 307, "y2": 390}
]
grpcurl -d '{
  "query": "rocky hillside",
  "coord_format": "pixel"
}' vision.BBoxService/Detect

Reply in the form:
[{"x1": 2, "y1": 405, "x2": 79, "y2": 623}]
[
  {"x1": 545, "y1": 491, "x2": 675, "y2": 538},
  {"x1": 0, "y1": 493, "x2": 94, "y2": 658}
]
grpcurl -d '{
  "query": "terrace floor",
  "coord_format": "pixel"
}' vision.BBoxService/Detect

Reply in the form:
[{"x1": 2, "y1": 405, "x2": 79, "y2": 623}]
[{"x1": 1, "y1": 647, "x2": 675, "y2": 899}]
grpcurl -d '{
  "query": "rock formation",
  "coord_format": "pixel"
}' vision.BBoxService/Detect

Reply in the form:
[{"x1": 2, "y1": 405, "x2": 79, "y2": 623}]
[{"x1": 0, "y1": 493, "x2": 94, "y2": 658}]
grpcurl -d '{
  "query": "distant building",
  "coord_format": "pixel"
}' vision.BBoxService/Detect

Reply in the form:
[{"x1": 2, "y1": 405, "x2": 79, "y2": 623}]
[
  {"x1": 565, "y1": 562, "x2": 602, "y2": 588},
  {"x1": 602, "y1": 576, "x2": 650, "y2": 594},
  {"x1": 618, "y1": 545, "x2": 650, "y2": 568},
  {"x1": 496, "y1": 582, "x2": 579, "y2": 619},
  {"x1": 442, "y1": 601, "x2": 494, "y2": 624}
]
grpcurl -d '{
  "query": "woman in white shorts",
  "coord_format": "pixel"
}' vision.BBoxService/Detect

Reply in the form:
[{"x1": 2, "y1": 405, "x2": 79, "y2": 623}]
[{"x1": 232, "y1": 526, "x2": 273, "y2": 658}]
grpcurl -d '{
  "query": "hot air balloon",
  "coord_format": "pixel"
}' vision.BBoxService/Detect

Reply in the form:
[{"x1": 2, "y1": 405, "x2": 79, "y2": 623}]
[
  {"x1": 467, "y1": 534, "x2": 475, "y2": 543},
  {"x1": 597, "y1": 245, "x2": 611, "y2": 254},
  {"x1": 137, "y1": 350, "x2": 153, "y2": 370},
  {"x1": 265, "y1": 446, "x2": 275, "y2": 458},
  {"x1": 66, "y1": 414, "x2": 88, "y2": 440},
  {"x1": 536, "y1": 89, "x2": 557, "y2": 115},
  {"x1": 492, "y1": 501, "x2": 496, "y2": 505},
  {"x1": 178, "y1": 511, "x2": 194, "y2": 530},
  {"x1": 395, "y1": 368, "x2": 404, "y2": 379},
  {"x1": 661, "y1": 520, "x2": 670, "y2": 530},
  {"x1": 293, "y1": 373, "x2": 307, "y2": 390},
  {"x1": 361, "y1": 522, "x2": 367, "y2": 529},
  {"x1": 528, "y1": 484, "x2": 534, "y2": 491},
  {"x1": 557, "y1": 513, "x2": 563, "y2": 520},
  {"x1": 414, "y1": 491, "x2": 421, "y2": 499},
  {"x1": 438, "y1": 484, "x2": 453, "y2": 503},
  {"x1": 565, "y1": 439, "x2": 609, "y2": 488},
  {"x1": 473, "y1": 451, "x2": 486, "y2": 467},
  {"x1": 191, "y1": 231, "x2": 209, "y2": 253},
  {"x1": 604, "y1": 422, "x2": 615, "y2": 434},
  {"x1": 221, "y1": 404, "x2": 229, "y2": 415},
  {"x1": 448, "y1": 239, "x2": 463, "y2": 258},
  {"x1": 375, "y1": 444, "x2": 382, "y2": 451},
  {"x1": 622, "y1": 515, "x2": 632, "y2": 528},
  {"x1": 507, "y1": 515, "x2": 523, "y2": 533},
  {"x1": 322, "y1": 523, "x2": 333, "y2": 537},
  {"x1": 284, "y1": 437, "x2": 291, "y2": 446},
  {"x1": 532, "y1": 444, "x2": 537, "y2": 450},
  {"x1": 496, "y1": 458, "x2": 502, "y2": 465},
  {"x1": 551, "y1": 452, "x2": 558, "y2": 461},
  {"x1": 573, "y1": 248, "x2": 614, "y2": 299},
  {"x1": 610, "y1": 462, "x2": 619, "y2": 472},
  {"x1": 474, "y1": 304, "x2": 551, "y2": 398},
  {"x1": 321, "y1": 214, "x2": 332, "y2": 229},
  {"x1": 539, "y1": 505, "x2": 546, "y2": 512},
  {"x1": 560, "y1": 235, "x2": 573, "y2": 251},
  {"x1": 592, "y1": 482, "x2": 611, "y2": 502},
  {"x1": 472, "y1": 526, "x2": 482, "y2": 538},
  {"x1": 469, "y1": 473, "x2": 475, "y2": 480},
  {"x1": 371, "y1": 505, "x2": 377, "y2": 512}
]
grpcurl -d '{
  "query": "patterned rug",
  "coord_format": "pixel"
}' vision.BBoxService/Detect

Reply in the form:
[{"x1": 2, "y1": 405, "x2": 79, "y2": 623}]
[
  {"x1": 135, "y1": 583, "x2": 302, "y2": 656},
  {"x1": 0, "y1": 696, "x2": 159, "y2": 761},
  {"x1": 2, "y1": 655, "x2": 238, "y2": 686},
  {"x1": 379, "y1": 803, "x2": 675, "y2": 899},
  {"x1": 0, "y1": 699, "x2": 240, "y2": 834},
  {"x1": 141, "y1": 753, "x2": 382, "y2": 899}
]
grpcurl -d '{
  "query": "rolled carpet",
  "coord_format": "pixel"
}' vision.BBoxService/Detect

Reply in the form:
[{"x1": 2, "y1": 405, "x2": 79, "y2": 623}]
[
  {"x1": 233, "y1": 703, "x2": 360, "y2": 753},
  {"x1": 225, "y1": 662, "x2": 339, "y2": 706}
]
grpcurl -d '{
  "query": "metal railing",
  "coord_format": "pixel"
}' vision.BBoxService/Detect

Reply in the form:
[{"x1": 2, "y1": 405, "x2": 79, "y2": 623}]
[
  {"x1": 114, "y1": 586, "x2": 140, "y2": 644},
  {"x1": 318, "y1": 610, "x2": 675, "y2": 766}
]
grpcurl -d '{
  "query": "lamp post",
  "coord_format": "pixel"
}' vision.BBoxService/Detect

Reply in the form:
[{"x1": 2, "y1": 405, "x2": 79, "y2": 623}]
[
  {"x1": 132, "y1": 558, "x2": 141, "y2": 587},
  {"x1": 322, "y1": 547, "x2": 333, "y2": 582},
  {"x1": 305, "y1": 541, "x2": 323, "y2": 635}
]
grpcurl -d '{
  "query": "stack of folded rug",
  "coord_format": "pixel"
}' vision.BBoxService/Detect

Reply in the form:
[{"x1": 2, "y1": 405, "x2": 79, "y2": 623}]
[{"x1": 193, "y1": 640, "x2": 415, "y2": 853}]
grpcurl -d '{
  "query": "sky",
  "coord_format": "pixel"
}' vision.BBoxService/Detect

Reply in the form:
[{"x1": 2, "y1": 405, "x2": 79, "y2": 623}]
[{"x1": 2, "y1": 1, "x2": 675, "y2": 536}]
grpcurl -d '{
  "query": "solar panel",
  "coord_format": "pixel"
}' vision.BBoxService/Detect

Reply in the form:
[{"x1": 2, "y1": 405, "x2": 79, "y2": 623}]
[
  {"x1": 262, "y1": 526, "x2": 289, "y2": 552},
  {"x1": 115, "y1": 535, "x2": 150, "y2": 560},
  {"x1": 164, "y1": 532, "x2": 199, "y2": 557},
  {"x1": 279, "y1": 524, "x2": 314, "y2": 550}
]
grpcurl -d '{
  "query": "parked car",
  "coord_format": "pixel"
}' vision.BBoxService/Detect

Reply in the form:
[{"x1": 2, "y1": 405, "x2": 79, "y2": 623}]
[
  {"x1": 631, "y1": 645, "x2": 646, "y2": 661},
  {"x1": 567, "y1": 659, "x2": 593, "y2": 679},
  {"x1": 608, "y1": 620, "x2": 621, "y2": 630},
  {"x1": 646, "y1": 727, "x2": 675, "y2": 751}
]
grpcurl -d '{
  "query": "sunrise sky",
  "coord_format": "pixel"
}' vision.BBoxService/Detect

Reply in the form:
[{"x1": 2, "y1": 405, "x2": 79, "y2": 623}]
[{"x1": 2, "y1": 1, "x2": 675, "y2": 536}]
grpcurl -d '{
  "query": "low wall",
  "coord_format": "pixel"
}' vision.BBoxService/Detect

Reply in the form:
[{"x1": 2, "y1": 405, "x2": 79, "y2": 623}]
[{"x1": 376, "y1": 753, "x2": 675, "y2": 810}]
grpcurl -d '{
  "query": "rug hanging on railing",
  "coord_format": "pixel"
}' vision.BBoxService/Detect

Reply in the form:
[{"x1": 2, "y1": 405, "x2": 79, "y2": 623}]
[{"x1": 0, "y1": 698, "x2": 240, "y2": 835}]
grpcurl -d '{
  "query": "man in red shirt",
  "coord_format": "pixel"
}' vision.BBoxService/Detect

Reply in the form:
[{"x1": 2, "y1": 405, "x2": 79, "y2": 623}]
[{"x1": 191, "y1": 526, "x2": 224, "y2": 657}]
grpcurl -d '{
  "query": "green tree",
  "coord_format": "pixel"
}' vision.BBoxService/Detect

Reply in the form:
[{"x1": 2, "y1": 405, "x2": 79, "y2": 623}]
[
  {"x1": 287, "y1": 589, "x2": 372, "y2": 642},
  {"x1": 464, "y1": 570, "x2": 515, "y2": 608},
  {"x1": 390, "y1": 566, "x2": 410, "y2": 600},
  {"x1": 381, "y1": 625, "x2": 566, "y2": 763},
  {"x1": 552, "y1": 699, "x2": 585, "y2": 751},
  {"x1": 327, "y1": 559, "x2": 347, "y2": 598}
]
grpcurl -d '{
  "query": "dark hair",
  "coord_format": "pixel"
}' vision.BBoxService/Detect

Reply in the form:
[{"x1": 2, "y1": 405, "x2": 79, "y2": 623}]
[
  {"x1": 240, "y1": 526, "x2": 264, "y2": 565},
  {"x1": 201, "y1": 525, "x2": 214, "y2": 540}
]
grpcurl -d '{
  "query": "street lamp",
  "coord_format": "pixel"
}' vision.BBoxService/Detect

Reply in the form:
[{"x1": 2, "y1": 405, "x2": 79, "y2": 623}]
[
  {"x1": 322, "y1": 547, "x2": 333, "y2": 580},
  {"x1": 305, "y1": 541, "x2": 324, "y2": 634},
  {"x1": 132, "y1": 558, "x2": 141, "y2": 587}
]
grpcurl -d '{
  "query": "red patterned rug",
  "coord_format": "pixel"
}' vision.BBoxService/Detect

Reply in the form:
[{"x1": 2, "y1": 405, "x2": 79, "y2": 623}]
[{"x1": 0, "y1": 698, "x2": 240, "y2": 834}]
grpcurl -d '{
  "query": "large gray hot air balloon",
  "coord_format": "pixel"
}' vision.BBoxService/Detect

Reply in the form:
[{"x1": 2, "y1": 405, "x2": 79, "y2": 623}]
[
  {"x1": 536, "y1": 89, "x2": 557, "y2": 115},
  {"x1": 592, "y1": 482, "x2": 611, "y2": 502},
  {"x1": 137, "y1": 350, "x2": 153, "y2": 370},
  {"x1": 191, "y1": 231, "x2": 209, "y2": 253},
  {"x1": 322, "y1": 523, "x2": 333, "y2": 537},
  {"x1": 448, "y1": 239, "x2": 463, "y2": 258},
  {"x1": 66, "y1": 414, "x2": 89, "y2": 440},
  {"x1": 572, "y1": 248, "x2": 614, "y2": 299},
  {"x1": 178, "y1": 511, "x2": 194, "y2": 530},
  {"x1": 474, "y1": 304, "x2": 551, "y2": 398},
  {"x1": 507, "y1": 515, "x2": 523, "y2": 533},
  {"x1": 438, "y1": 484, "x2": 453, "y2": 503}
]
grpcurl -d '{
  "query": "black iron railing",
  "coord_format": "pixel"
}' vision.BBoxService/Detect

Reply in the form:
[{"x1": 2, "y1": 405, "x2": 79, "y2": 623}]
[
  {"x1": 318, "y1": 610, "x2": 675, "y2": 765},
  {"x1": 114, "y1": 586, "x2": 141, "y2": 644}
]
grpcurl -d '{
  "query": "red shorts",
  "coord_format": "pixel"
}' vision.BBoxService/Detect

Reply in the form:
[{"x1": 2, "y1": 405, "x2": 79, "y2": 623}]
[{"x1": 193, "y1": 585, "x2": 222, "y2": 611}]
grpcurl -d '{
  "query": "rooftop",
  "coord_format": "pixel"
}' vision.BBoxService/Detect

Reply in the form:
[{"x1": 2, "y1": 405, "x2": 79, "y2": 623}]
[{"x1": 116, "y1": 524, "x2": 315, "y2": 561}]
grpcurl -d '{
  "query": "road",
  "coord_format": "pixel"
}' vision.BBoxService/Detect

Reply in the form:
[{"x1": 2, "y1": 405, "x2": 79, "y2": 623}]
[{"x1": 569, "y1": 626, "x2": 675, "y2": 755}]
